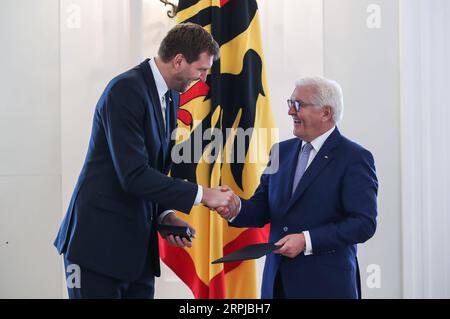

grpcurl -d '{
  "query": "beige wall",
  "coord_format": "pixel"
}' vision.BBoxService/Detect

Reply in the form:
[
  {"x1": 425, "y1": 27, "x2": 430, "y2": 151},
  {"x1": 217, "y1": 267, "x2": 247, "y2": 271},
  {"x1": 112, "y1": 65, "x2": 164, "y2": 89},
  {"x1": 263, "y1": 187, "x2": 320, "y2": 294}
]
[
  {"x1": 0, "y1": 0, "x2": 62, "y2": 298},
  {"x1": 323, "y1": 0, "x2": 402, "y2": 298}
]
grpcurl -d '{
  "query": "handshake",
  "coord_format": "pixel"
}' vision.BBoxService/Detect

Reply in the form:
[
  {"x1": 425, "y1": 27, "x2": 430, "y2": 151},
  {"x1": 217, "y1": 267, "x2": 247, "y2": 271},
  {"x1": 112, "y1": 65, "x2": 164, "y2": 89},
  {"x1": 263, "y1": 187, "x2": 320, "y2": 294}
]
[
  {"x1": 161, "y1": 185, "x2": 240, "y2": 249},
  {"x1": 201, "y1": 185, "x2": 240, "y2": 220}
]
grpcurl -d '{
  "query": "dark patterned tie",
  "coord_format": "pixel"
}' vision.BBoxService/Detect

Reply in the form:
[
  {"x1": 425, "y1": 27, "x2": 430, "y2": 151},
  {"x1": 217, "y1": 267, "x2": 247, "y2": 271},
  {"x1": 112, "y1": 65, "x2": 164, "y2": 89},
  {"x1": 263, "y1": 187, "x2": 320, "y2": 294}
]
[{"x1": 164, "y1": 90, "x2": 172, "y2": 145}]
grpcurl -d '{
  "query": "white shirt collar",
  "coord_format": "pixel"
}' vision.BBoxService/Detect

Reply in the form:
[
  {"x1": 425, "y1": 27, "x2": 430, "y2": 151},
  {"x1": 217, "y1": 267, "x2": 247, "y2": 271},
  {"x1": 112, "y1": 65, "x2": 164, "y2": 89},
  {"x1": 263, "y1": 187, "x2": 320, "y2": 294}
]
[
  {"x1": 302, "y1": 126, "x2": 336, "y2": 152},
  {"x1": 148, "y1": 58, "x2": 169, "y2": 102}
]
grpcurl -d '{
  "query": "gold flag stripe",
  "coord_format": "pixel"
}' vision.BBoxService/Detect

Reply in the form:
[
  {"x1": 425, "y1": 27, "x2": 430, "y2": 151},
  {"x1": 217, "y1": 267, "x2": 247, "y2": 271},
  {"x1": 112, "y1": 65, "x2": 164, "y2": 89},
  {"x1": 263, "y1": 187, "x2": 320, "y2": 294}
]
[{"x1": 177, "y1": 0, "x2": 217, "y2": 23}]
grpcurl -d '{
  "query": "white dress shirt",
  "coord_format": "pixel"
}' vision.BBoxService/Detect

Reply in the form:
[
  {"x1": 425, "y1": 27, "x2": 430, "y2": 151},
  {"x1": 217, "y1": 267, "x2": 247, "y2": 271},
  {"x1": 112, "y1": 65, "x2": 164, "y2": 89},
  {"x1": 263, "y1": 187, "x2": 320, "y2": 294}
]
[
  {"x1": 148, "y1": 58, "x2": 169, "y2": 126},
  {"x1": 148, "y1": 58, "x2": 203, "y2": 223}
]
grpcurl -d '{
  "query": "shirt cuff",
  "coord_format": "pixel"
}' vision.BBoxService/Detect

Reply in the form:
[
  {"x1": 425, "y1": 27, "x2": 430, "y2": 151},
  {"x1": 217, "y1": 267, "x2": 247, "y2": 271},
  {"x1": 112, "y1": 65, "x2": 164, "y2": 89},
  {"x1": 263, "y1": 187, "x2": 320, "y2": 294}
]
[
  {"x1": 158, "y1": 210, "x2": 175, "y2": 224},
  {"x1": 228, "y1": 198, "x2": 241, "y2": 222},
  {"x1": 303, "y1": 230, "x2": 313, "y2": 255},
  {"x1": 194, "y1": 185, "x2": 203, "y2": 205}
]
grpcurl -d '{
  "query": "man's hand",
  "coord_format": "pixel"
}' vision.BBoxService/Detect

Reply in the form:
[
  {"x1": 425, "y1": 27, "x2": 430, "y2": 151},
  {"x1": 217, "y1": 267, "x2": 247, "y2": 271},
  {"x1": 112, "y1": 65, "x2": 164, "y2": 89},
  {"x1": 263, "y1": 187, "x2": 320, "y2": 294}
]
[
  {"x1": 161, "y1": 213, "x2": 196, "y2": 248},
  {"x1": 201, "y1": 186, "x2": 240, "y2": 218},
  {"x1": 215, "y1": 185, "x2": 240, "y2": 220},
  {"x1": 273, "y1": 233, "x2": 305, "y2": 258}
]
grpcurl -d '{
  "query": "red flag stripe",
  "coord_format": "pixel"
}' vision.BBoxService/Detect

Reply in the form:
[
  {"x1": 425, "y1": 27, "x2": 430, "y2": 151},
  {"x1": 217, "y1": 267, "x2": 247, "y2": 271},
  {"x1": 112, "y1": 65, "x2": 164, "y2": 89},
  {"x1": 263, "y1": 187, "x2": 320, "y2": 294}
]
[
  {"x1": 223, "y1": 225, "x2": 270, "y2": 273},
  {"x1": 159, "y1": 226, "x2": 269, "y2": 298},
  {"x1": 159, "y1": 236, "x2": 210, "y2": 298},
  {"x1": 179, "y1": 81, "x2": 210, "y2": 106},
  {"x1": 208, "y1": 270, "x2": 226, "y2": 298},
  {"x1": 160, "y1": 240, "x2": 227, "y2": 298},
  {"x1": 177, "y1": 109, "x2": 193, "y2": 126}
]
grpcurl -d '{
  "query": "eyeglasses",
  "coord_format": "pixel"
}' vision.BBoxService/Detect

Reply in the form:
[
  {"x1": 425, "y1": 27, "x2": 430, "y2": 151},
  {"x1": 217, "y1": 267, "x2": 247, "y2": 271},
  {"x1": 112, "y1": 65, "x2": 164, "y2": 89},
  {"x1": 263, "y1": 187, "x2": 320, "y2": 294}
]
[{"x1": 287, "y1": 99, "x2": 316, "y2": 112}]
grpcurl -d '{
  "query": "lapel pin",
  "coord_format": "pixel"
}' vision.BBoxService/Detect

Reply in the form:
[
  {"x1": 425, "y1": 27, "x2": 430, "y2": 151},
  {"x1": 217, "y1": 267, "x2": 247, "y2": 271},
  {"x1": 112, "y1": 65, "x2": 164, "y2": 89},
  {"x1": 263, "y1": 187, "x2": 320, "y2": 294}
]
[{"x1": 324, "y1": 155, "x2": 329, "y2": 159}]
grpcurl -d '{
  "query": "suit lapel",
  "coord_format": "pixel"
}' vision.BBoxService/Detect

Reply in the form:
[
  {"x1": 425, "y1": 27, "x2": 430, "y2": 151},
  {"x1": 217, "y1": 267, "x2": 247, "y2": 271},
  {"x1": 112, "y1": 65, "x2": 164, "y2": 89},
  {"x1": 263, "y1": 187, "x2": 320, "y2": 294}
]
[
  {"x1": 276, "y1": 139, "x2": 302, "y2": 208},
  {"x1": 139, "y1": 59, "x2": 167, "y2": 160},
  {"x1": 284, "y1": 128, "x2": 342, "y2": 213}
]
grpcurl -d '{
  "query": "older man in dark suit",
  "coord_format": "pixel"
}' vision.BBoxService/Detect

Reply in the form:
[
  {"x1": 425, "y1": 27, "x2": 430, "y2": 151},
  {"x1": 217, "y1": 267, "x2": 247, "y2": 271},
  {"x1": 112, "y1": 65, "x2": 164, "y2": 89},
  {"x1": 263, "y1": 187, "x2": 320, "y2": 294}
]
[{"x1": 221, "y1": 77, "x2": 378, "y2": 299}]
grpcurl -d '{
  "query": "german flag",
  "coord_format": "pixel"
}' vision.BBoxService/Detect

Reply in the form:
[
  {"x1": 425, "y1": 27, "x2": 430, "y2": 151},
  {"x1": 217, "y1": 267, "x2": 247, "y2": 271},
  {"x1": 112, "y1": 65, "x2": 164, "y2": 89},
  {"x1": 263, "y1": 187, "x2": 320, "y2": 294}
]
[{"x1": 159, "y1": 0, "x2": 277, "y2": 299}]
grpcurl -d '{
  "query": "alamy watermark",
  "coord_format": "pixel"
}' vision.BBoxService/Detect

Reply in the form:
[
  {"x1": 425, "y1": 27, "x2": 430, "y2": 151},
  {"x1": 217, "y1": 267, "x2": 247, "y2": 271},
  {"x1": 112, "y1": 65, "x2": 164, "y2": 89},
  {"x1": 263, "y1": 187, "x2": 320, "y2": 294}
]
[
  {"x1": 66, "y1": 3, "x2": 81, "y2": 29},
  {"x1": 170, "y1": 123, "x2": 280, "y2": 174},
  {"x1": 366, "y1": 263, "x2": 381, "y2": 289},
  {"x1": 366, "y1": 4, "x2": 382, "y2": 29},
  {"x1": 66, "y1": 263, "x2": 81, "y2": 289}
]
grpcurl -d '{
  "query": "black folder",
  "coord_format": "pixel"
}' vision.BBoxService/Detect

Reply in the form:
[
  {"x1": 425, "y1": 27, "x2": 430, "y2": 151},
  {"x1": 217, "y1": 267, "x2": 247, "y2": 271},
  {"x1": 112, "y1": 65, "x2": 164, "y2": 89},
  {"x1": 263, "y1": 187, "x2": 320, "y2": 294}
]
[
  {"x1": 157, "y1": 224, "x2": 193, "y2": 242},
  {"x1": 212, "y1": 243, "x2": 280, "y2": 264}
]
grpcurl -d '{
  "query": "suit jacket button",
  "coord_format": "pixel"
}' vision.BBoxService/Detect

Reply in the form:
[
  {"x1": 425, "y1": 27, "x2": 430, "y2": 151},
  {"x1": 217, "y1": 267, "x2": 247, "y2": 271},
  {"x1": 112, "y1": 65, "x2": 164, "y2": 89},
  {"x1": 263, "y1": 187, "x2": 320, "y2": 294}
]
[{"x1": 283, "y1": 226, "x2": 288, "y2": 232}]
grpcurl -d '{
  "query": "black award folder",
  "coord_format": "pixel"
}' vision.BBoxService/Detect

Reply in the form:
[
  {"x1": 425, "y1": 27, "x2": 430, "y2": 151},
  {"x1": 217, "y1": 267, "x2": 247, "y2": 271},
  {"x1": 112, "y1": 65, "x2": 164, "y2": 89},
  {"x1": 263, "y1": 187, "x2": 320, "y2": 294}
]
[
  {"x1": 212, "y1": 243, "x2": 280, "y2": 264},
  {"x1": 157, "y1": 224, "x2": 193, "y2": 242}
]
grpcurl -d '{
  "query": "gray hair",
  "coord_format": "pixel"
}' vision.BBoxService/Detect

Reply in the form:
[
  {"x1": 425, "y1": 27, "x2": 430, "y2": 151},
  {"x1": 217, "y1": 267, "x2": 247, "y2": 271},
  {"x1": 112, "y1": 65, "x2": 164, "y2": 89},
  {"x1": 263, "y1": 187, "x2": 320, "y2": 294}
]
[{"x1": 295, "y1": 76, "x2": 344, "y2": 123}]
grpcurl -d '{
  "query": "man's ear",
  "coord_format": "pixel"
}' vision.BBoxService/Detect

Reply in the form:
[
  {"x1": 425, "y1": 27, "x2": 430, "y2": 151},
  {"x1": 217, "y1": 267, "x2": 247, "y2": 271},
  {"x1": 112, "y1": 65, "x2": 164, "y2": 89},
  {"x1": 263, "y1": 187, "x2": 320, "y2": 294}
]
[
  {"x1": 322, "y1": 105, "x2": 333, "y2": 122},
  {"x1": 172, "y1": 53, "x2": 184, "y2": 70}
]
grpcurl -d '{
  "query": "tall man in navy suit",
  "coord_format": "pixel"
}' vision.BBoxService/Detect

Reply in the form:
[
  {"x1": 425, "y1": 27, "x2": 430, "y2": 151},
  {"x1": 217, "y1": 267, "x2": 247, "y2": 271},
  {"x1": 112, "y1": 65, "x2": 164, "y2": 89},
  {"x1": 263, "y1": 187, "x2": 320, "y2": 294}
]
[
  {"x1": 54, "y1": 23, "x2": 239, "y2": 299},
  {"x1": 220, "y1": 77, "x2": 378, "y2": 299}
]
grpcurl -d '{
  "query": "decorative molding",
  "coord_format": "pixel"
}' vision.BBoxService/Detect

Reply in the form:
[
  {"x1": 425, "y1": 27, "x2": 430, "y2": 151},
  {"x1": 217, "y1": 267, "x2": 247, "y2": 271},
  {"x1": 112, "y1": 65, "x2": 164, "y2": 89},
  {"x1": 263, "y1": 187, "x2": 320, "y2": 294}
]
[{"x1": 160, "y1": 0, "x2": 178, "y2": 18}]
